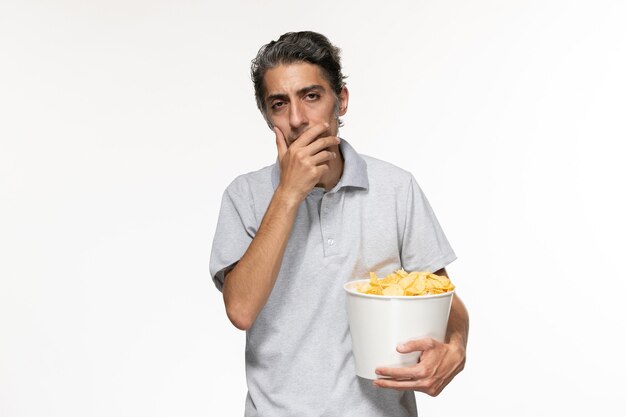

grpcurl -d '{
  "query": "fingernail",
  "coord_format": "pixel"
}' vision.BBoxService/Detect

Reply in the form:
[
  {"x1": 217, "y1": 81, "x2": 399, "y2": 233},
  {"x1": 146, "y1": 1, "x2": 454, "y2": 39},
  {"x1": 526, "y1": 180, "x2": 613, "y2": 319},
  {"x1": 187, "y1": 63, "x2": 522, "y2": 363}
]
[
  {"x1": 324, "y1": 122, "x2": 330, "y2": 128},
  {"x1": 332, "y1": 152, "x2": 336, "y2": 158},
  {"x1": 375, "y1": 369, "x2": 381, "y2": 375},
  {"x1": 336, "y1": 137, "x2": 341, "y2": 143},
  {"x1": 397, "y1": 343, "x2": 406, "y2": 351}
]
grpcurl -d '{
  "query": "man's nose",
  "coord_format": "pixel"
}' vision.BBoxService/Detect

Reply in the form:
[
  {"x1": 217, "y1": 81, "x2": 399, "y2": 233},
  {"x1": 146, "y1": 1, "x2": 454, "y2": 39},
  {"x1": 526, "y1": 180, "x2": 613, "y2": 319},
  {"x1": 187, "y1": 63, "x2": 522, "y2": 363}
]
[{"x1": 289, "y1": 101, "x2": 308, "y2": 130}]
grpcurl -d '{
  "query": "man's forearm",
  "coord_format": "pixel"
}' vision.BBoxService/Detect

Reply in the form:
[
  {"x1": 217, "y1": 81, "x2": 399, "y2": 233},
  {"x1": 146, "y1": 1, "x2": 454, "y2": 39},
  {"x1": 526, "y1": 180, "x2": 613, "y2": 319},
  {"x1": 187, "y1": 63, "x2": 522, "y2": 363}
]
[
  {"x1": 434, "y1": 269, "x2": 469, "y2": 349},
  {"x1": 446, "y1": 295, "x2": 469, "y2": 349},
  {"x1": 222, "y1": 187, "x2": 300, "y2": 330}
]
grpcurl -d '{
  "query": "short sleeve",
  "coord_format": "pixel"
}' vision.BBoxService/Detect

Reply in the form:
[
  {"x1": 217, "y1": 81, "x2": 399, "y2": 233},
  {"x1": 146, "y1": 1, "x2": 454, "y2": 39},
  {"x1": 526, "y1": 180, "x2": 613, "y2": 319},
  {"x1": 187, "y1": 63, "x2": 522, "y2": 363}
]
[
  {"x1": 209, "y1": 184, "x2": 258, "y2": 292},
  {"x1": 401, "y1": 177, "x2": 456, "y2": 273}
]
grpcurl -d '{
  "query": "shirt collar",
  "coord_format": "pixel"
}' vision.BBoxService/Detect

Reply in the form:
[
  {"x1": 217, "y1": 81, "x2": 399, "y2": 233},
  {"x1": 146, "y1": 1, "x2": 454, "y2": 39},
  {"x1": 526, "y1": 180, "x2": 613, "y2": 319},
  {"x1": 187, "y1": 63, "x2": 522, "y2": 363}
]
[{"x1": 270, "y1": 138, "x2": 369, "y2": 192}]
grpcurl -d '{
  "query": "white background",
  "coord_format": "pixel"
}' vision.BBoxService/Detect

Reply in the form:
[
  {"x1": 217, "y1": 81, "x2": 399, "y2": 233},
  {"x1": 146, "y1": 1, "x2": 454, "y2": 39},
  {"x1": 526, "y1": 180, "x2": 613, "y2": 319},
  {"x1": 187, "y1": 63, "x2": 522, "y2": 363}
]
[{"x1": 1, "y1": 1, "x2": 625, "y2": 416}]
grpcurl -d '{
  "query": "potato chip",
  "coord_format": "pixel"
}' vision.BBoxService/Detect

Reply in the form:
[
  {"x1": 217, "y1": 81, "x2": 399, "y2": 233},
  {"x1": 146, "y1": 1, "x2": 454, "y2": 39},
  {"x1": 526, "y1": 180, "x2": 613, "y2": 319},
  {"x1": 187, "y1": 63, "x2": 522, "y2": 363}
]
[
  {"x1": 398, "y1": 273, "x2": 417, "y2": 289},
  {"x1": 369, "y1": 271, "x2": 378, "y2": 286},
  {"x1": 382, "y1": 284, "x2": 404, "y2": 296},
  {"x1": 357, "y1": 268, "x2": 455, "y2": 296},
  {"x1": 396, "y1": 269, "x2": 409, "y2": 278}
]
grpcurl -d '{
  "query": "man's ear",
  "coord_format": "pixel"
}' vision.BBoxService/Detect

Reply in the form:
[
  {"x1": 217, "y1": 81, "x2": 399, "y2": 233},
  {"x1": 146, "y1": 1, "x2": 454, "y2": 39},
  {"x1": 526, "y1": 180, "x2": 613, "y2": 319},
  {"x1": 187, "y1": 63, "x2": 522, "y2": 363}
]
[{"x1": 338, "y1": 86, "x2": 349, "y2": 116}]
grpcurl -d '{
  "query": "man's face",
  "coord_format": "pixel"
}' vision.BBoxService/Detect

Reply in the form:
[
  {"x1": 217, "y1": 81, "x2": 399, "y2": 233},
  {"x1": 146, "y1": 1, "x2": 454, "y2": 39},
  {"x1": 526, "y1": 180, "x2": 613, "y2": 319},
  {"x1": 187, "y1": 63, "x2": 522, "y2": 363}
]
[{"x1": 263, "y1": 62, "x2": 348, "y2": 146}]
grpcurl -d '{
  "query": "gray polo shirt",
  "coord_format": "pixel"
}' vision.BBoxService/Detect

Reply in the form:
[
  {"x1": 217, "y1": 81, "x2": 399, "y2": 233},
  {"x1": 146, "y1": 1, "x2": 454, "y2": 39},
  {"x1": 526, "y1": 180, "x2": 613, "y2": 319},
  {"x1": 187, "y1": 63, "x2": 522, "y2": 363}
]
[{"x1": 210, "y1": 139, "x2": 456, "y2": 417}]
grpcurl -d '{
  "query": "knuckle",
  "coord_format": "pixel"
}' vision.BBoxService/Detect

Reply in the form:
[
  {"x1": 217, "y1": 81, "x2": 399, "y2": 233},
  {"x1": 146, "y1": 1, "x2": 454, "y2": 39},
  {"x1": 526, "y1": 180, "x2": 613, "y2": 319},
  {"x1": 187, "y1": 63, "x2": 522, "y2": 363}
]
[
  {"x1": 420, "y1": 365, "x2": 433, "y2": 376},
  {"x1": 424, "y1": 338, "x2": 436, "y2": 349},
  {"x1": 421, "y1": 380, "x2": 436, "y2": 396}
]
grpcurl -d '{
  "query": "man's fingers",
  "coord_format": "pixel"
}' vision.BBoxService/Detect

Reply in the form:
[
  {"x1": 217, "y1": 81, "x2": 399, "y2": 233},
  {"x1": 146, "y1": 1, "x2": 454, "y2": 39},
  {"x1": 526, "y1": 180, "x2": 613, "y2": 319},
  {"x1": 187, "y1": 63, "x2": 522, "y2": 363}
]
[
  {"x1": 373, "y1": 378, "x2": 422, "y2": 391},
  {"x1": 397, "y1": 338, "x2": 438, "y2": 354},
  {"x1": 310, "y1": 150, "x2": 336, "y2": 166},
  {"x1": 291, "y1": 122, "x2": 330, "y2": 148},
  {"x1": 315, "y1": 163, "x2": 331, "y2": 176},
  {"x1": 275, "y1": 127, "x2": 288, "y2": 161},
  {"x1": 306, "y1": 135, "x2": 340, "y2": 156},
  {"x1": 373, "y1": 377, "x2": 443, "y2": 396},
  {"x1": 375, "y1": 365, "x2": 422, "y2": 380}
]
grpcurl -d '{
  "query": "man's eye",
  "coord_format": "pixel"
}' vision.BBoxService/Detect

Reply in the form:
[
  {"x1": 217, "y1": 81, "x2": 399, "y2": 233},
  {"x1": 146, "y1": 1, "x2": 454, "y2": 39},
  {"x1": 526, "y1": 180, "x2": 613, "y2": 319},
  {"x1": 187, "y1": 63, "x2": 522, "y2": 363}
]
[
  {"x1": 272, "y1": 101, "x2": 285, "y2": 110},
  {"x1": 305, "y1": 93, "x2": 319, "y2": 100}
]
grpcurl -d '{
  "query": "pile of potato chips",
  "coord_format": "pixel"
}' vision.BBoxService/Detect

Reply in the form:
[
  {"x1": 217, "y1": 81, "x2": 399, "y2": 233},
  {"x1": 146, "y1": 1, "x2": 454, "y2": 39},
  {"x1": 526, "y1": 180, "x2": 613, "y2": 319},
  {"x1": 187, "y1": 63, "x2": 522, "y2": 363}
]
[{"x1": 356, "y1": 269, "x2": 455, "y2": 296}]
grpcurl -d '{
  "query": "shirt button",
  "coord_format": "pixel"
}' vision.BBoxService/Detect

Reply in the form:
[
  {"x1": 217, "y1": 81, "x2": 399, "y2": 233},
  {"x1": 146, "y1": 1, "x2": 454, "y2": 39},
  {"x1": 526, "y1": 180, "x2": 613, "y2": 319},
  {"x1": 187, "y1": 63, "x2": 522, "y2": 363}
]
[{"x1": 328, "y1": 238, "x2": 335, "y2": 246}]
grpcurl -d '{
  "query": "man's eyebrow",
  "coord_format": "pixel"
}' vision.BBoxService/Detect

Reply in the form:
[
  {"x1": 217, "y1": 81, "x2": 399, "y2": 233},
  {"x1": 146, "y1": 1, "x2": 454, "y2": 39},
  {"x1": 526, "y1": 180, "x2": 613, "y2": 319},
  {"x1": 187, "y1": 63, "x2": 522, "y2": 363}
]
[
  {"x1": 266, "y1": 92, "x2": 288, "y2": 103},
  {"x1": 297, "y1": 84, "x2": 326, "y2": 95},
  {"x1": 266, "y1": 84, "x2": 326, "y2": 102}
]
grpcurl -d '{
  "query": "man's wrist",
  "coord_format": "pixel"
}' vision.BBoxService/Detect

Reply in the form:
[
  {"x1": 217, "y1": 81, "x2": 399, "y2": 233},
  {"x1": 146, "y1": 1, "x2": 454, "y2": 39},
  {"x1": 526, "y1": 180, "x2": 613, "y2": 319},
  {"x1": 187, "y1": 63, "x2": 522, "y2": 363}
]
[
  {"x1": 273, "y1": 186, "x2": 304, "y2": 211},
  {"x1": 447, "y1": 332, "x2": 467, "y2": 353}
]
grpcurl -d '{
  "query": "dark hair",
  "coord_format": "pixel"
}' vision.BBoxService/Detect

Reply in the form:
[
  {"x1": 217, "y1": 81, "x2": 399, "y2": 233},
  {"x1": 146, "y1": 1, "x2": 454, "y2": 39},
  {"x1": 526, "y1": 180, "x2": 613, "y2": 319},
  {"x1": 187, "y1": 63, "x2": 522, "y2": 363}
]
[{"x1": 251, "y1": 31, "x2": 347, "y2": 127}]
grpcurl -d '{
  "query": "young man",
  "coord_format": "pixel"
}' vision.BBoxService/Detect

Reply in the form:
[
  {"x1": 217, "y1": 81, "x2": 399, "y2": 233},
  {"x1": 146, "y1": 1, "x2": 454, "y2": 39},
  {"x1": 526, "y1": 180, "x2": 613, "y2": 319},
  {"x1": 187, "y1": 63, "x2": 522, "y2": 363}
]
[{"x1": 210, "y1": 31, "x2": 469, "y2": 416}]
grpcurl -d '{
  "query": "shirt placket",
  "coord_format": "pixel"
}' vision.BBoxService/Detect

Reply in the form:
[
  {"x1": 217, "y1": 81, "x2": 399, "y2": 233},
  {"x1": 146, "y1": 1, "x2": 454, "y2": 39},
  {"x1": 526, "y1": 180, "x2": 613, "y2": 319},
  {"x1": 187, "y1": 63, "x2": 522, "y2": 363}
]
[{"x1": 320, "y1": 190, "x2": 340, "y2": 257}]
